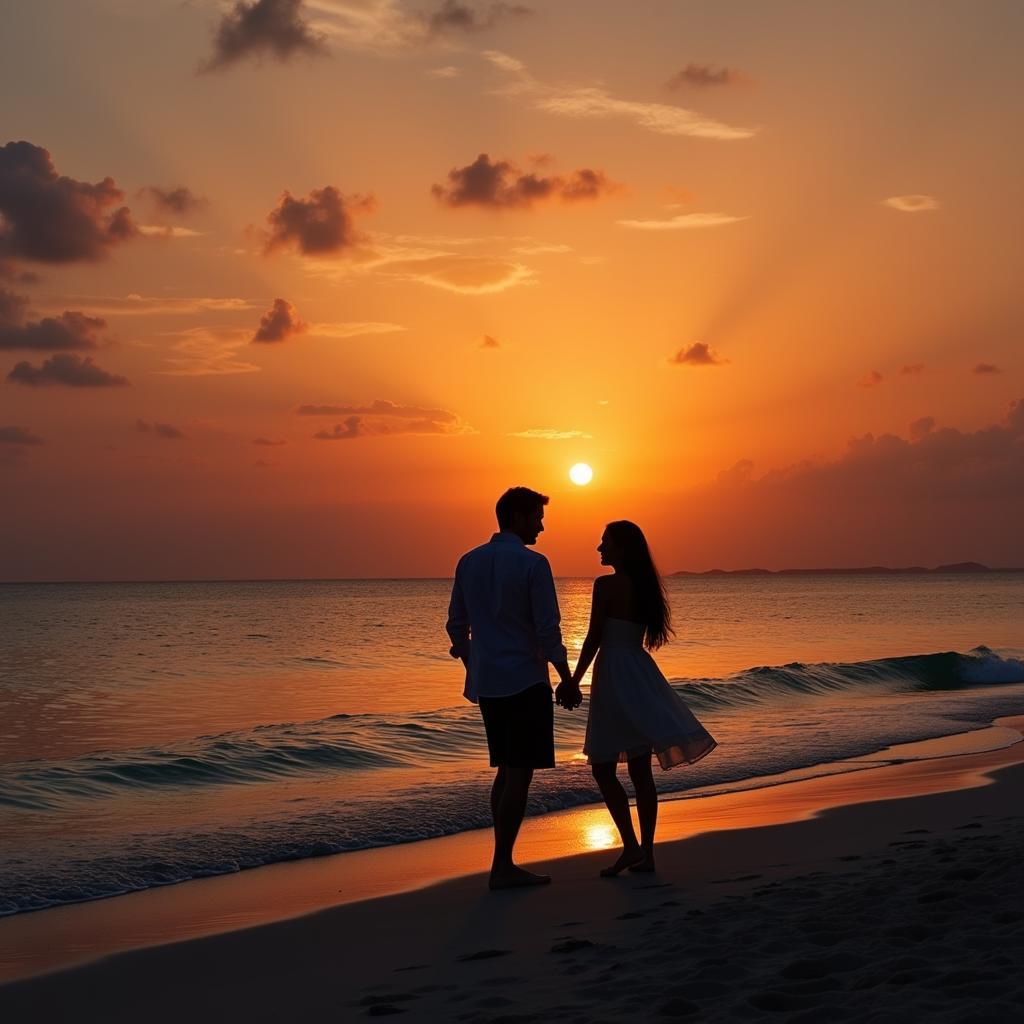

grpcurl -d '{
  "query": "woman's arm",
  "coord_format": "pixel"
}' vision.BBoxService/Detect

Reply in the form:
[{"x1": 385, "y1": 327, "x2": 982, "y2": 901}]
[{"x1": 570, "y1": 577, "x2": 611, "y2": 686}]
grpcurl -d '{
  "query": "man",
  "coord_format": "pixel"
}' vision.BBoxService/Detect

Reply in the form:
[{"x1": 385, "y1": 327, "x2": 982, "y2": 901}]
[{"x1": 447, "y1": 486, "x2": 582, "y2": 889}]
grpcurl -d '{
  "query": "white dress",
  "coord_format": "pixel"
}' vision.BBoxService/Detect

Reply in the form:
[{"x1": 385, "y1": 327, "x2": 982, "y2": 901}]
[{"x1": 583, "y1": 617, "x2": 718, "y2": 769}]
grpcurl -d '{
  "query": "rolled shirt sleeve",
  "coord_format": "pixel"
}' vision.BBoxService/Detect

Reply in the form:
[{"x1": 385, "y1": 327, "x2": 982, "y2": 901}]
[{"x1": 529, "y1": 557, "x2": 568, "y2": 664}]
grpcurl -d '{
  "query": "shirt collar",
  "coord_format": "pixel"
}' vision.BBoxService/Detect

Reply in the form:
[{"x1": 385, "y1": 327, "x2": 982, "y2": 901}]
[{"x1": 490, "y1": 531, "x2": 525, "y2": 545}]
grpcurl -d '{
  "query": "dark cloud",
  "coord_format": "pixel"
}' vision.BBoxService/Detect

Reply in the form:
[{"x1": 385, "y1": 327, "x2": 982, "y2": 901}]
[
  {"x1": 0, "y1": 141, "x2": 138, "y2": 265},
  {"x1": 139, "y1": 186, "x2": 206, "y2": 216},
  {"x1": 201, "y1": 0, "x2": 327, "y2": 72},
  {"x1": 432, "y1": 154, "x2": 618, "y2": 209},
  {"x1": 857, "y1": 369, "x2": 884, "y2": 388},
  {"x1": 253, "y1": 436, "x2": 287, "y2": 446},
  {"x1": 909, "y1": 416, "x2": 935, "y2": 441},
  {"x1": 252, "y1": 298, "x2": 307, "y2": 343},
  {"x1": 900, "y1": 363, "x2": 925, "y2": 375},
  {"x1": 301, "y1": 398, "x2": 470, "y2": 438},
  {"x1": 666, "y1": 64, "x2": 744, "y2": 90},
  {"x1": 670, "y1": 342, "x2": 728, "y2": 367},
  {"x1": 8, "y1": 353, "x2": 128, "y2": 387},
  {"x1": 427, "y1": 1, "x2": 532, "y2": 35},
  {"x1": 0, "y1": 425, "x2": 43, "y2": 445},
  {"x1": 481, "y1": 334, "x2": 500, "y2": 349},
  {"x1": 675, "y1": 399, "x2": 1024, "y2": 569},
  {"x1": 0, "y1": 287, "x2": 106, "y2": 350},
  {"x1": 264, "y1": 186, "x2": 374, "y2": 256},
  {"x1": 296, "y1": 399, "x2": 458, "y2": 422},
  {"x1": 314, "y1": 416, "x2": 361, "y2": 441},
  {"x1": 136, "y1": 418, "x2": 185, "y2": 440},
  {"x1": 0, "y1": 260, "x2": 38, "y2": 284},
  {"x1": 974, "y1": 362, "x2": 1001, "y2": 375}
]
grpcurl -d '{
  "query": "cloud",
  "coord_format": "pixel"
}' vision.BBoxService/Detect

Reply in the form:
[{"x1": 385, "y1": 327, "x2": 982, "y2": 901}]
[
  {"x1": 38, "y1": 294, "x2": 254, "y2": 316},
  {"x1": 508, "y1": 428, "x2": 592, "y2": 440},
  {"x1": 385, "y1": 253, "x2": 533, "y2": 293},
  {"x1": 670, "y1": 342, "x2": 728, "y2": 367},
  {"x1": 617, "y1": 211, "x2": 746, "y2": 231},
  {"x1": 297, "y1": 399, "x2": 458, "y2": 420},
  {"x1": 263, "y1": 186, "x2": 374, "y2": 256},
  {"x1": 481, "y1": 52, "x2": 755, "y2": 141},
  {"x1": 857, "y1": 370, "x2": 884, "y2": 388},
  {"x1": 1, "y1": 287, "x2": 107, "y2": 351},
  {"x1": 155, "y1": 326, "x2": 261, "y2": 376},
  {"x1": 314, "y1": 416, "x2": 362, "y2": 440},
  {"x1": 139, "y1": 186, "x2": 206, "y2": 216},
  {"x1": 8, "y1": 353, "x2": 128, "y2": 387},
  {"x1": 297, "y1": 230, "x2": 535, "y2": 295},
  {"x1": 300, "y1": 398, "x2": 472, "y2": 437},
  {"x1": 137, "y1": 225, "x2": 205, "y2": 239},
  {"x1": 253, "y1": 436, "x2": 287, "y2": 446},
  {"x1": 427, "y1": 1, "x2": 531, "y2": 35},
  {"x1": 432, "y1": 154, "x2": 618, "y2": 209},
  {"x1": 481, "y1": 334, "x2": 500, "y2": 348},
  {"x1": 509, "y1": 242, "x2": 572, "y2": 255},
  {"x1": 666, "y1": 63, "x2": 745, "y2": 89},
  {"x1": 0, "y1": 425, "x2": 43, "y2": 445},
  {"x1": 900, "y1": 363, "x2": 925, "y2": 375},
  {"x1": 427, "y1": 65, "x2": 461, "y2": 78},
  {"x1": 136, "y1": 418, "x2": 186, "y2": 440},
  {"x1": 974, "y1": 362, "x2": 1001, "y2": 375},
  {"x1": 716, "y1": 399, "x2": 1024, "y2": 509},
  {"x1": 252, "y1": 297, "x2": 307, "y2": 343},
  {"x1": 308, "y1": 320, "x2": 405, "y2": 338},
  {"x1": 909, "y1": 416, "x2": 935, "y2": 441},
  {"x1": 883, "y1": 195, "x2": 939, "y2": 213},
  {"x1": 0, "y1": 141, "x2": 138, "y2": 265},
  {"x1": 0, "y1": 310, "x2": 106, "y2": 351},
  {"x1": 201, "y1": 0, "x2": 328, "y2": 71},
  {"x1": 482, "y1": 49, "x2": 525, "y2": 72}
]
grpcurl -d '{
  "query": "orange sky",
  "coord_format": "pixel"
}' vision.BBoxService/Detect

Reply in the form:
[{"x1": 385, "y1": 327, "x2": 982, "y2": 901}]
[{"x1": 1, "y1": 1, "x2": 1022, "y2": 579}]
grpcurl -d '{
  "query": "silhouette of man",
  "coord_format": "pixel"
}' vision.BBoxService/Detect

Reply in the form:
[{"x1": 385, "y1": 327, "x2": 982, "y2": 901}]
[{"x1": 446, "y1": 486, "x2": 580, "y2": 889}]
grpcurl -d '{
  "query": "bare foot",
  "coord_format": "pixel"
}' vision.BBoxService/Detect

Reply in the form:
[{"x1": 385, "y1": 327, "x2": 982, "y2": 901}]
[
  {"x1": 627, "y1": 853, "x2": 656, "y2": 874},
  {"x1": 600, "y1": 847, "x2": 644, "y2": 878},
  {"x1": 488, "y1": 866, "x2": 552, "y2": 890}
]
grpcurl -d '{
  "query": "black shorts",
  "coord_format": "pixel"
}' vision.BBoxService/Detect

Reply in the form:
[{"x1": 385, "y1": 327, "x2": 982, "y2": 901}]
[{"x1": 478, "y1": 682, "x2": 555, "y2": 769}]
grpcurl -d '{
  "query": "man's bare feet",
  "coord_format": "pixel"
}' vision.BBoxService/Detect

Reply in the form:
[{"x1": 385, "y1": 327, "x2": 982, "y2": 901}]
[
  {"x1": 627, "y1": 852, "x2": 656, "y2": 873},
  {"x1": 488, "y1": 866, "x2": 552, "y2": 890},
  {"x1": 599, "y1": 847, "x2": 644, "y2": 878}
]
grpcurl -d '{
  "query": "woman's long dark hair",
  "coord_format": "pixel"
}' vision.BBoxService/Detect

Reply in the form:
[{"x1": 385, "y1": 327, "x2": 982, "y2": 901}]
[{"x1": 605, "y1": 520, "x2": 673, "y2": 650}]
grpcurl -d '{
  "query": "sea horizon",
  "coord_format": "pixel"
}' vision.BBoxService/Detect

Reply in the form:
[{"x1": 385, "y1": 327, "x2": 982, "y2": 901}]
[{"x1": 4, "y1": 561, "x2": 1024, "y2": 585}]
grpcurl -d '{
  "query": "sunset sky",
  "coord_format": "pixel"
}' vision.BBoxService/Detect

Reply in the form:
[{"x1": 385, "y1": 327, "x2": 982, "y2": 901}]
[{"x1": 1, "y1": 0, "x2": 1022, "y2": 580}]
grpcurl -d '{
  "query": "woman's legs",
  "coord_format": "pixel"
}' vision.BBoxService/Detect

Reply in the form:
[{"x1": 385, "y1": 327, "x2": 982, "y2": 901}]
[
  {"x1": 626, "y1": 754, "x2": 658, "y2": 870},
  {"x1": 591, "y1": 760, "x2": 642, "y2": 876}
]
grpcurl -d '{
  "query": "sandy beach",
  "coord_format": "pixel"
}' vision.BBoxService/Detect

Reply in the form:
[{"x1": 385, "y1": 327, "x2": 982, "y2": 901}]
[{"x1": 2, "y1": 716, "x2": 1023, "y2": 1022}]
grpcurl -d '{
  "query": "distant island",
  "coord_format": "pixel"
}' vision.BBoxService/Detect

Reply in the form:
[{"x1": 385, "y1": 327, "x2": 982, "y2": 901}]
[{"x1": 671, "y1": 562, "x2": 1024, "y2": 577}]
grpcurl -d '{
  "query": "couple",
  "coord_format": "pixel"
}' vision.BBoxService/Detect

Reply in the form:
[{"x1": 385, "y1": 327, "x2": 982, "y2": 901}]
[{"x1": 446, "y1": 486, "x2": 717, "y2": 890}]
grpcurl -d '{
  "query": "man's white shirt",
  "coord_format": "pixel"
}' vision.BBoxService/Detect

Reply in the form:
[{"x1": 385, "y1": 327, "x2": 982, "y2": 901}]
[{"x1": 446, "y1": 532, "x2": 568, "y2": 703}]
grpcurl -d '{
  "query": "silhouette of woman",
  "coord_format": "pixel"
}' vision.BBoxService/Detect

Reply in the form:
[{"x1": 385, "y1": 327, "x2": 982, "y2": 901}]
[{"x1": 561, "y1": 521, "x2": 717, "y2": 876}]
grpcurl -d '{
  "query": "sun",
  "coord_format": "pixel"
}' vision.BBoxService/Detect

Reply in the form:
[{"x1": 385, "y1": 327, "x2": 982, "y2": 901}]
[{"x1": 569, "y1": 462, "x2": 593, "y2": 486}]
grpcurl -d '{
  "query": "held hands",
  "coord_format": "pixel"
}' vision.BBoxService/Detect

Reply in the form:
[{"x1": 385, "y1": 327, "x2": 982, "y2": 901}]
[{"x1": 555, "y1": 678, "x2": 583, "y2": 711}]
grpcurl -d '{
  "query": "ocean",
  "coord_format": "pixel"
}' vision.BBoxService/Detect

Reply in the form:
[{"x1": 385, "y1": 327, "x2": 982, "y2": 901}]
[{"x1": 1, "y1": 574, "x2": 1022, "y2": 916}]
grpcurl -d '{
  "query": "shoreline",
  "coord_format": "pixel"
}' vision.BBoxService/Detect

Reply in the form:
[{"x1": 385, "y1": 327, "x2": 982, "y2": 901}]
[{"x1": 1, "y1": 715, "x2": 1022, "y2": 990}]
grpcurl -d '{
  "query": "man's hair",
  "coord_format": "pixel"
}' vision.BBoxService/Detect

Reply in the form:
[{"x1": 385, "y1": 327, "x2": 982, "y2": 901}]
[{"x1": 495, "y1": 486, "x2": 549, "y2": 529}]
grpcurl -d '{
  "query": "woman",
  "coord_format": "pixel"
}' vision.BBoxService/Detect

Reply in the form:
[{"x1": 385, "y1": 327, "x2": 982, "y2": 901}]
[{"x1": 565, "y1": 521, "x2": 717, "y2": 876}]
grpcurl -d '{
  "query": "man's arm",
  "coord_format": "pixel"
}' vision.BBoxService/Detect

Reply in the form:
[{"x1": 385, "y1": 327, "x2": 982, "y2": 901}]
[
  {"x1": 528, "y1": 557, "x2": 571, "y2": 687},
  {"x1": 446, "y1": 570, "x2": 471, "y2": 663}
]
